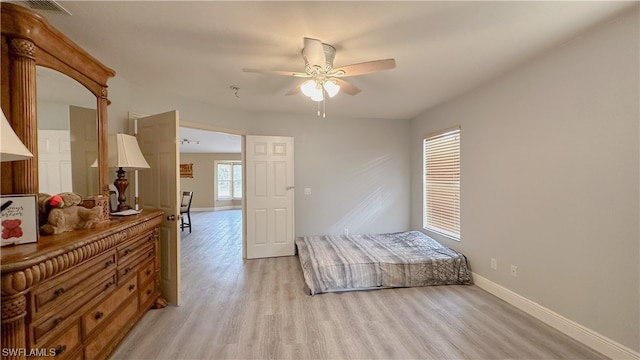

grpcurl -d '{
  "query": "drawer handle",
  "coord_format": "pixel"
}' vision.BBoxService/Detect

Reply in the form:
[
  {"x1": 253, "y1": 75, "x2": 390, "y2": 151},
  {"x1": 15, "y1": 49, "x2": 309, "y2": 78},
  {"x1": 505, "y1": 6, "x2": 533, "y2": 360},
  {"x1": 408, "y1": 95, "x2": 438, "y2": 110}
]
[
  {"x1": 124, "y1": 267, "x2": 131, "y2": 274},
  {"x1": 129, "y1": 284, "x2": 136, "y2": 292},
  {"x1": 147, "y1": 289, "x2": 152, "y2": 295},
  {"x1": 94, "y1": 311, "x2": 104, "y2": 320},
  {"x1": 53, "y1": 287, "x2": 65, "y2": 298},
  {"x1": 146, "y1": 269, "x2": 151, "y2": 276},
  {"x1": 52, "y1": 316, "x2": 64, "y2": 328},
  {"x1": 124, "y1": 249, "x2": 132, "y2": 256},
  {"x1": 53, "y1": 344, "x2": 66, "y2": 357},
  {"x1": 147, "y1": 234, "x2": 154, "y2": 242},
  {"x1": 148, "y1": 251, "x2": 153, "y2": 257},
  {"x1": 104, "y1": 259, "x2": 115, "y2": 268},
  {"x1": 105, "y1": 282, "x2": 113, "y2": 290}
]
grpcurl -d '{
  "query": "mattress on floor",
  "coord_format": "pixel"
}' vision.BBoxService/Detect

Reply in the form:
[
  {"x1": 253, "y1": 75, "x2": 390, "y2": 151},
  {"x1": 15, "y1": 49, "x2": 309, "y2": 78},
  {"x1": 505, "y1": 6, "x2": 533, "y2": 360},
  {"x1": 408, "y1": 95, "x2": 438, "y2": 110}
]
[{"x1": 295, "y1": 231, "x2": 472, "y2": 295}]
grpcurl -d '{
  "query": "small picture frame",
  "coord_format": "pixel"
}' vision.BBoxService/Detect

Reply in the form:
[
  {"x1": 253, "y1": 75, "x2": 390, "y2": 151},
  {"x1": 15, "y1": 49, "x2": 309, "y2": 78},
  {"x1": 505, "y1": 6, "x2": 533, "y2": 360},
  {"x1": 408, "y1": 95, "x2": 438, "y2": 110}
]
[
  {"x1": 1, "y1": 194, "x2": 38, "y2": 246},
  {"x1": 180, "y1": 163, "x2": 193, "y2": 178}
]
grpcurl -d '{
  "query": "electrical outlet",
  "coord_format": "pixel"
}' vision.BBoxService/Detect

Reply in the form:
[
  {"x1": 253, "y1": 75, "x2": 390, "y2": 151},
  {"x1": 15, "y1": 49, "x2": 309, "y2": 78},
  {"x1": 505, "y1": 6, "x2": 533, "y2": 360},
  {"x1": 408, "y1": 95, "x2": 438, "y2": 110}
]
[
  {"x1": 510, "y1": 265, "x2": 517, "y2": 277},
  {"x1": 491, "y1": 258, "x2": 497, "y2": 270},
  {"x1": 343, "y1": 228, "x2": 349, "y2": 236}
]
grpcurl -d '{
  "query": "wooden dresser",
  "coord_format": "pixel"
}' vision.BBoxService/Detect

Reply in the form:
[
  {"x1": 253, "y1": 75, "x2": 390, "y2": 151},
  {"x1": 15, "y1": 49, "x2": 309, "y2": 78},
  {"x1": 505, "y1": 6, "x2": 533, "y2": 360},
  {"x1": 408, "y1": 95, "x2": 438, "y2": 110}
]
[
  {"x1": 1, "y1": 210, "x2": 164, "y2": 360},
  {"x1": 1, "y1": 5, "x2": 168, "y2": 358}
]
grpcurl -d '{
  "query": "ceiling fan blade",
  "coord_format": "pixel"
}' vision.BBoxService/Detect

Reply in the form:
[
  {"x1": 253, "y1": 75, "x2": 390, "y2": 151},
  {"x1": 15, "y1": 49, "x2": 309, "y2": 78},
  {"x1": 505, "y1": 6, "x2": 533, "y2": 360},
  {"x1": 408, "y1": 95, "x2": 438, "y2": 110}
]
[
  {"x1": 242, "y1": 68, "x2": 309, "y2": 77},
  {"x1": 285, "y1": 85, "x2": 301, "y2": 96},
  {"x1": 333, "y1": 78, "x2": 361, "y2": 95},
  {"x1": 302, "y1": 37, "x2": 326, "y2": 69},
  {"x1": 332, "y1": 59, "x2": 396, "y2": 77}
]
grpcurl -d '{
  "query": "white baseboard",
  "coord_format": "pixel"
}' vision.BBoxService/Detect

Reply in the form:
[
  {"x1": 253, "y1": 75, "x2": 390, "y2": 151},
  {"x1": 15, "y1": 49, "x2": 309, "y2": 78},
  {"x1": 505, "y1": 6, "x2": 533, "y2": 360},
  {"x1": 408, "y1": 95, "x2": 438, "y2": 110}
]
[{"x1": 473, "y1": 273, "x2": 639, "y2": 360}]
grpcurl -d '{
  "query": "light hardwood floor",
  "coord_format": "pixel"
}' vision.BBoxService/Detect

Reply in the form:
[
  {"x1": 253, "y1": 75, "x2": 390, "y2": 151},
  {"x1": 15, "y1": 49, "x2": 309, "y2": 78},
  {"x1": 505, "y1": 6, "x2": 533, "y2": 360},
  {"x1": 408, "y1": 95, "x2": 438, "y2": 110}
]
[{"x1": 111, "y1": 210, "x2": 607, "y2": 360}]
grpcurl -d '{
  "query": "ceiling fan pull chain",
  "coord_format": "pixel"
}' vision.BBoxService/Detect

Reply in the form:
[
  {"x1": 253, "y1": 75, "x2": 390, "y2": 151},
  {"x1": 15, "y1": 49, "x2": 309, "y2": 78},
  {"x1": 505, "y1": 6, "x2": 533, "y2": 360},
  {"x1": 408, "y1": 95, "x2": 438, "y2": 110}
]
[{"x1": 323, "y1": 96, "x2": 326, "y2": 118}]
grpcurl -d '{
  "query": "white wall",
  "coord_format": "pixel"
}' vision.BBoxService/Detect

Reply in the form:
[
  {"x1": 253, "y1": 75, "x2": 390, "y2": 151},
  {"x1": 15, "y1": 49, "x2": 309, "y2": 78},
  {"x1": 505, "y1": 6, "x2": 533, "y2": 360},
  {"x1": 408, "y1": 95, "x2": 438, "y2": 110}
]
[
  {"x1": 248, "y1": 112, "x2": 411, "y2": 236},
  {"x1": 105, "y1": 74, "x2": 411, "y2": 238},
  {"x1": 37, "y1": 101, "x2": 69, "y2": 130},
  {"x1": 410, "y1": 9, "x2": 639, "y2": 352}
]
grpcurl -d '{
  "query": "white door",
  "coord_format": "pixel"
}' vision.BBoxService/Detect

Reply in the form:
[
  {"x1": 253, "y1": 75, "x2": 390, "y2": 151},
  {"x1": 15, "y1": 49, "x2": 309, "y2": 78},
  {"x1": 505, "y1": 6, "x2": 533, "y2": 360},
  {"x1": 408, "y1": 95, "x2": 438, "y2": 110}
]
[
  {"x1": 38, "y1": 129, "x2": 72, "y2": 194},
  {"x1": 245, "y1": 135, "x2": 295, "y2": 259},
  {"x1": 134, "y1": 111, "x2": 181, "y2": 305}
]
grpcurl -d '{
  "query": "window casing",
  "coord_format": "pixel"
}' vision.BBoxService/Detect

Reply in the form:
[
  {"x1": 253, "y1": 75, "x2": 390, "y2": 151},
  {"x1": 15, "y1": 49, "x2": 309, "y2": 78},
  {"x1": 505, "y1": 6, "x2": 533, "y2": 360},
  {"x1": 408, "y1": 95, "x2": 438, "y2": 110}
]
[
  {"x1": 216, "y1": 161, "x2": 242, "y2": 200},
  {"x1": 423, "y1": 126, "x2": 460, "y2": 240}
]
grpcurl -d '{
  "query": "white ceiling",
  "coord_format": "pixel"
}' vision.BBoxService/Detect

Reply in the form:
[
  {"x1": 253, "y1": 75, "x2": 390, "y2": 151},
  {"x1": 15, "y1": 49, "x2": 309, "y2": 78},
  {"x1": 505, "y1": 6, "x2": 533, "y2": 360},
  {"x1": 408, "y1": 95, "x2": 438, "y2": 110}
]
[
  {"x1": 179, "y1": 127, "x2": 242, "y2": 154},
  {"x1": 25, "y1": 1, "x2": 636, "y2": 148}
]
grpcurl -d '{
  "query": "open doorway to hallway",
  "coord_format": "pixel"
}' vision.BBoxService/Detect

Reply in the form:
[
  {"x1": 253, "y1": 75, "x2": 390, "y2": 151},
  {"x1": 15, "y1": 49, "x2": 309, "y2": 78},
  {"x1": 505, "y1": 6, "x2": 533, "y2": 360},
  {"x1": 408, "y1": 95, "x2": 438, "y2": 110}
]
[{"x1": 178, "y1": 127, "x2": 243, "y2": 247}]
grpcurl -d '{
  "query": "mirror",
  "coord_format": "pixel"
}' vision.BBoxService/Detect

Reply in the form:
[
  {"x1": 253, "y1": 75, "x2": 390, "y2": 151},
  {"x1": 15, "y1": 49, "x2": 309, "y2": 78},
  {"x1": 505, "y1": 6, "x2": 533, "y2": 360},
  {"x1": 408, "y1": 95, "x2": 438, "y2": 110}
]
[
  {"x1": 1, "y1": 1, "x2": 114, "y2": 211},
  {"x1": 36, "y1": 66, "x2": 99, "y2": 198}
]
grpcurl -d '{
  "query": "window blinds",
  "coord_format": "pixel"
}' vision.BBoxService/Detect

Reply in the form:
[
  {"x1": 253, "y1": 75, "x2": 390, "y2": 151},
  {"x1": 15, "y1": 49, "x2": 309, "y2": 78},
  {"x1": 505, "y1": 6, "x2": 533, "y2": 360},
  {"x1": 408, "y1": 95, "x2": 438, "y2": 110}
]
[{"x1": 423, "y1": 127, "x2": 460, "y2": 239}]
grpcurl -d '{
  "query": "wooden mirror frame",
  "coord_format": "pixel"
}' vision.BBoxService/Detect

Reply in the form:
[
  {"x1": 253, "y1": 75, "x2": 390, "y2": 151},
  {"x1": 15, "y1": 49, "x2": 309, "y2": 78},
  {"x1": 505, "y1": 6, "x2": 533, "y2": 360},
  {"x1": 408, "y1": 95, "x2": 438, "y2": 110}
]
[{"x1": 1, "y1": 3, "x2": 115, "y2": 219}]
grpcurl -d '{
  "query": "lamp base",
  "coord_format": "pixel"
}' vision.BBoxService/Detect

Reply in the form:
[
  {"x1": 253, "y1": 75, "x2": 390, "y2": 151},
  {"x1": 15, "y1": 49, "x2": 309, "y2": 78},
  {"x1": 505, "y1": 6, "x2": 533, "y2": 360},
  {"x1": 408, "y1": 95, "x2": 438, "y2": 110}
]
[{"x1": 113, "y1": 167, "x2": 131, "y2": 212}]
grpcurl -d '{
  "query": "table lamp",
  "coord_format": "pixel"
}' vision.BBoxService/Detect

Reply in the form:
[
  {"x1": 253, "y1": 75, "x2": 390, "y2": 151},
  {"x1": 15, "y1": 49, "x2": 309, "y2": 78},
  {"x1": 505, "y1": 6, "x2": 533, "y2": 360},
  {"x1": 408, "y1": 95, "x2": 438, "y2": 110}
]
[{"x1": 109, "y1": 134, "x2": 150, "y2": 211}]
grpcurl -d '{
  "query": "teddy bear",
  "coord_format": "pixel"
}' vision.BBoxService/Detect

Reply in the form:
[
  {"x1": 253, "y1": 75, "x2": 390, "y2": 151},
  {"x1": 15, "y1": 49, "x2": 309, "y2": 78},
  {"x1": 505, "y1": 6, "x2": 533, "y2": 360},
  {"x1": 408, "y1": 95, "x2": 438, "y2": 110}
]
[{"x1": 38, "y1": 192, "x2": 102, "y2": 235}]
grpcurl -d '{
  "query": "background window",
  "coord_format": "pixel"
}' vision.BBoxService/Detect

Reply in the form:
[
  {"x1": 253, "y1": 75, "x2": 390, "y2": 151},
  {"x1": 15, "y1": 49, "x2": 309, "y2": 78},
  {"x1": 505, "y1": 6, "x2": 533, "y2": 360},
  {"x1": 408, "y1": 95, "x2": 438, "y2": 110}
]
[
  {"x1": 232, "y1": 163, "x2": 242, "y2": 199},
  {"x1": 216, "y1": 161, "x2": 242, "y2": 200},
  {"x1": 423, "y1": 126, "x2": 460, "y2": 239}
]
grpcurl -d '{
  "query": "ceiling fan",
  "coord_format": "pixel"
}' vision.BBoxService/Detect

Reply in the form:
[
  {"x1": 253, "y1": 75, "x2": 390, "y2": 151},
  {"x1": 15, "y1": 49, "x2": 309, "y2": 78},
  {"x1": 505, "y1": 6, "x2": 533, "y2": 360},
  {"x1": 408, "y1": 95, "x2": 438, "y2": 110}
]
[{"x1": 243, "y1": 37, "x2": 396, "y2": 116}]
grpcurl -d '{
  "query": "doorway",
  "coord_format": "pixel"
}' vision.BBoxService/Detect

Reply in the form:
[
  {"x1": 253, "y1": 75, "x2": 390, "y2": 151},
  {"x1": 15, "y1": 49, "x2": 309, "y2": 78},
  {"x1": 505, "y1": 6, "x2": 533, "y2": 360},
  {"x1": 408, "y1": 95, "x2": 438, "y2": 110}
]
[
  {"x1": 177, "y1": 125, "x2": 244, "y2": 245},
  {"x1": 132, "y1": 113, "x2": 295, "y2": 305}
]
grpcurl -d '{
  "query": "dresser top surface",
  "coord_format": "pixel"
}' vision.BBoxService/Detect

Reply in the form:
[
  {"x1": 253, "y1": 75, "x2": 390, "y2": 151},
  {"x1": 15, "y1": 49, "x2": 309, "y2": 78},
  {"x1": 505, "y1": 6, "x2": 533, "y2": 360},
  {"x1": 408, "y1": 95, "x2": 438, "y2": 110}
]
[{"x1": 1, "y1": 209, "x2": 163, "y2": 273}]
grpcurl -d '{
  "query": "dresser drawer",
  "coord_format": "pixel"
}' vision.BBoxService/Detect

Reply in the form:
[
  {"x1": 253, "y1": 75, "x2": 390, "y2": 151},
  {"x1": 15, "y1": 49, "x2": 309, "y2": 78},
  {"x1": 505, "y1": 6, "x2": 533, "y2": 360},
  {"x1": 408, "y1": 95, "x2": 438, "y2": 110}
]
[
  {"x1": 138, "y1": 258, "x2": 155, "y2": 287},
  {"x1": 118, "y1": 244, "x2": 154, "y2": 279},
  {"x1": 29, "y1": 273, "x2": 116, "y2": 347},
  {"x1": 33, "y1": 321, "x2": 81, "y2": 360},
  {"x1": 31, "y1": 250, "x2": 117, "y2": 318},
  {"x1": 138, "y1": 274, "x2": 157, "y2": 311},
  {"x1": 117, "y1": 230, "x2": 155, "y2": 264},
  {"x1": 82, "y1": 275, "x2": 138, "y2": 337},
  {"x1": 84, "y1": 296, "x2": 139, "y2": 360}
]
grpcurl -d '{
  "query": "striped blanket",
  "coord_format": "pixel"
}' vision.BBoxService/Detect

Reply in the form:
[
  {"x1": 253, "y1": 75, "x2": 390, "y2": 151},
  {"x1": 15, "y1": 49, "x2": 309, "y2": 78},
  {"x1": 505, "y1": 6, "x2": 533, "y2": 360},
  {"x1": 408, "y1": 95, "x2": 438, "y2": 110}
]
[{"x1": 295, "y1": 231, "x2": 472, "y2": 295}]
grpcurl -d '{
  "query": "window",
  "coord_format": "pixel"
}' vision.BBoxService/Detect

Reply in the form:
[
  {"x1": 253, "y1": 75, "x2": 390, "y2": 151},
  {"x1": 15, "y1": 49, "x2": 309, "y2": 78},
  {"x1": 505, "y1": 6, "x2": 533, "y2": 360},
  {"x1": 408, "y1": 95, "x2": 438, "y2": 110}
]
[
  {"x1": 216, "y1": 161, "x2": 242, "y2": 200},
  {"x1": 423, "y1": 126, "x2": 460, "y2": 240}
]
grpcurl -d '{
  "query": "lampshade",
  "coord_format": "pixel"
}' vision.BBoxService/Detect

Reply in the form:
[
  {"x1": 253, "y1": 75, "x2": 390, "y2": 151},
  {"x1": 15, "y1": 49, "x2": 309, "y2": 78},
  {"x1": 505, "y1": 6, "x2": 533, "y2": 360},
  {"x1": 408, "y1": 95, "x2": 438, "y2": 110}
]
[
  {"x1": 108, "y1": 133, "x2": 150, "y2": 169},
  {"x1": 300, "y1": 80, "x2": 317, "y2": 97},
  {"x1": 1, "y1": 109, "x2": 33, "y2": 162},
  {"x1": 309, "y1": 88, "x2": 324, "y2": 102},
  {"x1": 323, "y1": 80, "x2": 340, "y2": 98}
]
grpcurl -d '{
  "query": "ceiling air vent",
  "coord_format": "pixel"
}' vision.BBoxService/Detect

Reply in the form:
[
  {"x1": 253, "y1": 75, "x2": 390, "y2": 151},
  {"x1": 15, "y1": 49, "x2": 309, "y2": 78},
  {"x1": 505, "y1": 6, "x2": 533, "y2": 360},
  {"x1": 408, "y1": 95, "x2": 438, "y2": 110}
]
[{"x1": 26, "y1": 0, "x2": 71, "y2": 15}]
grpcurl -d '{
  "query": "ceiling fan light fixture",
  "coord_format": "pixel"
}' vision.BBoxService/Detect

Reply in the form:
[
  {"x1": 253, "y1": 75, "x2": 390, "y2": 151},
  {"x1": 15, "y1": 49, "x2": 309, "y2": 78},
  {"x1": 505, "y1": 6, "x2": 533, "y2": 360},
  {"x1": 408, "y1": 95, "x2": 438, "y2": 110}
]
[
  {"x1": 300, "y1": 79, "x2": 317, "y2": 97},
  {"x1": 243, "y1": 37, "x2": 395, "y2": 114},
  {"x1": 323, "y1": 80, "x2": 340, "y2": 98},
  {"x1": 309, "y1": 87, "x2": 324, "y2": 102},
  {"x1": 301, "y1": 79, "x2": 325, "y2": 102}
]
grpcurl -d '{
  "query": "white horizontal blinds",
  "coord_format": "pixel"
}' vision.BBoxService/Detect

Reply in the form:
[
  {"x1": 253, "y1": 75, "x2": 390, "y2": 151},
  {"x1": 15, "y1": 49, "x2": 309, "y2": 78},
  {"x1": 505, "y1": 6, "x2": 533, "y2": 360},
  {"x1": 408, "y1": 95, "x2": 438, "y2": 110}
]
[{"x1": 423, "y1": 126, "x2": 460, "y2": 239}]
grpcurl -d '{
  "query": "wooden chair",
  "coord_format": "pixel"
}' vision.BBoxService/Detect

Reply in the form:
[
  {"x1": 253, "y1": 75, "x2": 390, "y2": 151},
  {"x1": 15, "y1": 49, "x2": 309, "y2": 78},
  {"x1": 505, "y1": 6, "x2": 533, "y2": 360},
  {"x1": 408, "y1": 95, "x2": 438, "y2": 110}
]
[{"x1": 180, "y1": 191, "x2": 193, "y2": 233}]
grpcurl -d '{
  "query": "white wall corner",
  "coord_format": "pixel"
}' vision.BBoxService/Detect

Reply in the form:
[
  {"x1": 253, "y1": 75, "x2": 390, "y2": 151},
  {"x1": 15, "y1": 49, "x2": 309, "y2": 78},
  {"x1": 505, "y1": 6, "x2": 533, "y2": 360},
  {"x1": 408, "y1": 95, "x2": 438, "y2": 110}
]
[{"x1": 472, "y1": 273, "x2": 639, "y2": 360}]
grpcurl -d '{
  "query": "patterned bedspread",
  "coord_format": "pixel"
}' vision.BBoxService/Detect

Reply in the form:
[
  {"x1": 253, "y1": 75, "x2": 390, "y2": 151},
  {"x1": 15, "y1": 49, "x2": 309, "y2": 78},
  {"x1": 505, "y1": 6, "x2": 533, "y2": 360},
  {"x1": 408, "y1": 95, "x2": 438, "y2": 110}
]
[{"x1": 295, "y1": 231, "x2": 472, "y2": 295}]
